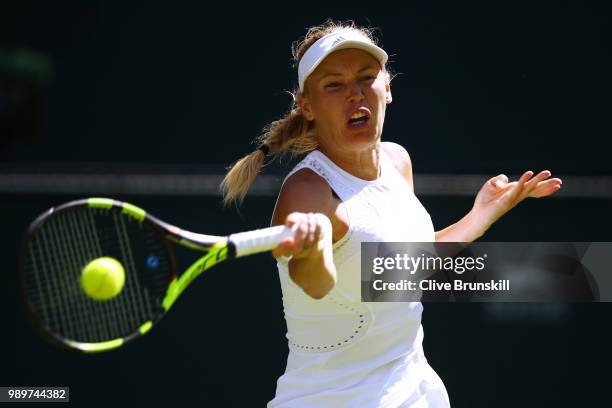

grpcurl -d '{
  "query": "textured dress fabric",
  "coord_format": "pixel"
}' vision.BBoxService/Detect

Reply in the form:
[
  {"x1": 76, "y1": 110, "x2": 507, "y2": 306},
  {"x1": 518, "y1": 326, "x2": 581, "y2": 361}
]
[{"x1": 268, "y1": 149, "x2": 450, "y2": 408}]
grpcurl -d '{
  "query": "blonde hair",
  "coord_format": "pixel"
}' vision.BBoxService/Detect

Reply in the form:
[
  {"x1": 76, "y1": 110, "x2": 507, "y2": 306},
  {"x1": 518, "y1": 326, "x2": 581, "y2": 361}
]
[{"x1": 220, "y1": 20, "x2": 385, "y2": 206}]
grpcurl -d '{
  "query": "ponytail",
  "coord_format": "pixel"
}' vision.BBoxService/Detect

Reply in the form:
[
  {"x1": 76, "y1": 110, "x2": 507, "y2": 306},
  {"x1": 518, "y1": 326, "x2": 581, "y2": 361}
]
[{"x1": 220, "y1": 105, "x2": 317, "y2": 206}]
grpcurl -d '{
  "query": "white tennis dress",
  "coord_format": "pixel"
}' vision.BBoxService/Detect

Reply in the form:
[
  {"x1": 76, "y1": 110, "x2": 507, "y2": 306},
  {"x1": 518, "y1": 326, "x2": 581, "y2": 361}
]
[{"x1": 268, "y1": 148, "x2": 450, "y2": 408}]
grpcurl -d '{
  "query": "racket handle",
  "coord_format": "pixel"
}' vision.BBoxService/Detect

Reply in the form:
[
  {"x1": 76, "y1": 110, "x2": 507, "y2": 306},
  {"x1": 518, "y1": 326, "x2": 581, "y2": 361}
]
[{"x1": 230, "y1": 225, "x2": 294, "y2": 258}]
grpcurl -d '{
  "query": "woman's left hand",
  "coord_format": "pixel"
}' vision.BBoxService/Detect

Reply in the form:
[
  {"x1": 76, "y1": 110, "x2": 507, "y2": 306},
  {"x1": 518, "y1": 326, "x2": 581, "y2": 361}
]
[{"x1": 472, "y1": 170, "x2": 563, "y2": 232}]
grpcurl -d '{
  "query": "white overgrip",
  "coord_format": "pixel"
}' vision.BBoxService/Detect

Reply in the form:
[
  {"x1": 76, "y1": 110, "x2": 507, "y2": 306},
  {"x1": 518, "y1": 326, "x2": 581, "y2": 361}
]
[{"x1": 229, "y1": 225, "x2": 294, "y2": 258}]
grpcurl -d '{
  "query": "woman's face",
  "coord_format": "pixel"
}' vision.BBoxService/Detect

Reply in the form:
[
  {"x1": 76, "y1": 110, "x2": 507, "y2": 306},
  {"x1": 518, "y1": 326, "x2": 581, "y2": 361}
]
[{"x1": 299, "y1": 48, "x2": 391, "y2": 155}]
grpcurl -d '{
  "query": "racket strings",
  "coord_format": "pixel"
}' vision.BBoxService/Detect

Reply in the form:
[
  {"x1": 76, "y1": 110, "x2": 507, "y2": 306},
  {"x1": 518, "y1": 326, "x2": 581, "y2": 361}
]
[
  {"x1": 112, "y1": 211, "x2": 152, "y2": 333},
  {"x1": 48, "y1": 213, "x2": 82, "y2": 340},
  {"x1": 80, "y1": 209, "x2": 123, "y2": 340},
  {"x1": 64, "y1": 210, "x2": 105, "y2": 341},
  {"x1": 41, "y1": 222, "x2": 79, "y2": 339},
  {"x1": 65, "y1": 211, "x2": 103, "y2": 341},
  {"x1": 23, "y1": 206, "x2": 172, "y2": 344}
]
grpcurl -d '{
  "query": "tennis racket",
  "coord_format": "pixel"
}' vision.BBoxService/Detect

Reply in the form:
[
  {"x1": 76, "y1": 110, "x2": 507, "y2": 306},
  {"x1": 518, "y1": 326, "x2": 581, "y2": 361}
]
[{"x1": 19, "y1": 198, "x2": 293, "y2": 353}]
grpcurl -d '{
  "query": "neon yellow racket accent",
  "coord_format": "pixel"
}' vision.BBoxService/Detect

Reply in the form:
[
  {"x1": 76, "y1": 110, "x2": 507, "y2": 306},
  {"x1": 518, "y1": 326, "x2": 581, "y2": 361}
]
[
  {"x1": 67, "y1": 338, "x2": 124, "y2": 353},
  {"x1": 162, "y1": 244, "x2": 229, "y2": 311},
  {"x1": 138, "y1": 321, "x2": 153, "y2": 335},
  {"x1": 121, "y1": 202, "x2": 146, "y2": 222},
  {"x1": 87, "y1": 197, "x2": 114, "y2": 209}
]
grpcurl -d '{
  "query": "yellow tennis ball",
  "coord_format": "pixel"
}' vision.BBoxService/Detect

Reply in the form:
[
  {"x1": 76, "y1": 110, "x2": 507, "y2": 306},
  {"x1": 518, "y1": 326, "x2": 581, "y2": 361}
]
[{"x1": 81, "y1": 257, "x2": 125, "y2": 300}]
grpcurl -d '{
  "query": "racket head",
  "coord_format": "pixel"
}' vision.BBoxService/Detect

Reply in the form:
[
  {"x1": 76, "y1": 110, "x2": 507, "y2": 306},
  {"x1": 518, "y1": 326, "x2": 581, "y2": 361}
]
[{"x1": 18, "y1": 198, "x2": 226, "y2": 353}]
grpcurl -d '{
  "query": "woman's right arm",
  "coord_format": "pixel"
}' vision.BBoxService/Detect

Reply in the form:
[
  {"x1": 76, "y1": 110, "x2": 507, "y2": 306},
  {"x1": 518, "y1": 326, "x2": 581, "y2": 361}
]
[{"x1": 271, "y1": 169, "x2": 338, "y2": 299}]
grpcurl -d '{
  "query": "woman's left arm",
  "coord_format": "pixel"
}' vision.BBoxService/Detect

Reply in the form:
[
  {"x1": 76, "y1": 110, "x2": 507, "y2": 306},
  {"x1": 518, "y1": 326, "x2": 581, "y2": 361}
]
[{"x1": 435, "y1": 170, "x2": 563, "y2": 242}]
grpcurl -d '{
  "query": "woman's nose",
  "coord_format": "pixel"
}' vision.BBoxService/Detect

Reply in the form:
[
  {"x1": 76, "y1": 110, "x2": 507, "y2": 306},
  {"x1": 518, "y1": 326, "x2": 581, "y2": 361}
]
[{"x1": 347, "y1": 82, "x2": 365, "y2": 103}]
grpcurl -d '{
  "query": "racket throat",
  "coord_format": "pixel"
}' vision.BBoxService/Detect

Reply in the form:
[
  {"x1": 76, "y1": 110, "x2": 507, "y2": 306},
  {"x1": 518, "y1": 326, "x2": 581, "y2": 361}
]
[{"x1": 162, "y1": 245, "x2": 234, "y2": 311}]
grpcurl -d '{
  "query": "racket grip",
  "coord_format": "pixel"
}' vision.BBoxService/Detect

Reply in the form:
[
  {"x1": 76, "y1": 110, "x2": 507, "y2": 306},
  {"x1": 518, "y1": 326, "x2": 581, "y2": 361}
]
[{"x1": 230, "y1": 225, "x2": 294, "y2": 258}]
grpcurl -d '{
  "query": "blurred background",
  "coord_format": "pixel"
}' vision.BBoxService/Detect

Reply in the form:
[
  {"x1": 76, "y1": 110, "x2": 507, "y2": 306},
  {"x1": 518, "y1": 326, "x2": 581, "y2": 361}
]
[{"x1": 1, "y1": 2, "x2": 611, "y2": 407}]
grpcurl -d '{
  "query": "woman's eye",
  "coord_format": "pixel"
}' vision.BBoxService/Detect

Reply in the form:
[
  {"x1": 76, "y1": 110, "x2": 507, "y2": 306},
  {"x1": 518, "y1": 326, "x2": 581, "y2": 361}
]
[
  {"x1": 361, "y1": 75, "x2": 375, "y2": 81},
  {"x1": 325, "y1": 82, "x2": 341, "y2": 89}
]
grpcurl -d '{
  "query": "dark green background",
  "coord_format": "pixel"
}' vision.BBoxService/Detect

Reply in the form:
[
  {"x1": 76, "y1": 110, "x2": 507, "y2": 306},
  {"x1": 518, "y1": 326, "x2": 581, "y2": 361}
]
[{"x1": 1, "y1": 3, "x2": 611, "y2": 407}]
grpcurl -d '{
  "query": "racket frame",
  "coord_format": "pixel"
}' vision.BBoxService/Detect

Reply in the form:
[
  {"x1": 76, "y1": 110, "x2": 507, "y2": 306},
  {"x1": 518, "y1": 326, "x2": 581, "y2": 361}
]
[{"x1": 19, "y1": 198, "x2": 237, "y2": 353}]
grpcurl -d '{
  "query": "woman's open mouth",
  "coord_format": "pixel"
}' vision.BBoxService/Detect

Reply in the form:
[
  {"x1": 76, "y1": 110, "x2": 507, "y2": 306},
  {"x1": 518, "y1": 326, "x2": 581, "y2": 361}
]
[{"x1": 347, "y1": 110, "x2": 371, "y2": 129}]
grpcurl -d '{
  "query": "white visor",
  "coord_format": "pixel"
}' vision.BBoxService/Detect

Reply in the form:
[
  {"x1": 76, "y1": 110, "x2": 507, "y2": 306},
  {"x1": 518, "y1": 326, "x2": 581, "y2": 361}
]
[{"x1": 298, "y1": 30, "x2": 388, "y2": 92}]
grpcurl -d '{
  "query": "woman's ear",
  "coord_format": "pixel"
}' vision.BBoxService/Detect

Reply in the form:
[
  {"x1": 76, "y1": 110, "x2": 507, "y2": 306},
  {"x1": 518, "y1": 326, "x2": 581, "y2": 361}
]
[
  {"x1": 385, "y1": 81, "x2": 393, "y2": 104},
  {"x1": 297, "y1": 93, "x2": 315, "y2": 121}
]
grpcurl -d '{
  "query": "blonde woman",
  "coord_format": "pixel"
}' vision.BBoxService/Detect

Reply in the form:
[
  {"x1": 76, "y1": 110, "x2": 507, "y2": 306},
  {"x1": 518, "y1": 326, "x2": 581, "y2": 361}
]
[{"x1": 222, "y1": 20, "x2": 561, "y2": 408}]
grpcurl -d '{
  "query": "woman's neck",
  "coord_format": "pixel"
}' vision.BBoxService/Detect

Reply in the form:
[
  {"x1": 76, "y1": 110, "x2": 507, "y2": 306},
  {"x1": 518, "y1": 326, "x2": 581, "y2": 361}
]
[{"x1": 317, "y1": 143, "x2": 382, "y2": 181}]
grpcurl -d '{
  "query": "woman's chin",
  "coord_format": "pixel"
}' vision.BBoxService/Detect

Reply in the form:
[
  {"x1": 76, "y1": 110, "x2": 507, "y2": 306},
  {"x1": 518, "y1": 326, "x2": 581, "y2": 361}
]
[{"x1": 344, "y1": 126, "x2": 379, "y2": 144}]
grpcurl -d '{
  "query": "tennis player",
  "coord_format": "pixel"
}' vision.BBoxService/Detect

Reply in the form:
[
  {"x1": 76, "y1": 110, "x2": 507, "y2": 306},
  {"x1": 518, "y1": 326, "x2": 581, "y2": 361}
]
[{"x1": 221, "y1": 20, "x2": 562, "y2": 408}]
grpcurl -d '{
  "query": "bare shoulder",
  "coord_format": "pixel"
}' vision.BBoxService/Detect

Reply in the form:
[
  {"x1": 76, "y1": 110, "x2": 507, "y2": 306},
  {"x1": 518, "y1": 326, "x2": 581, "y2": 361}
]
[
  {"x1": 382, "y1": 141, "x2": 413, "y2": 191},
  {"x1": 271, "y1": 168, "x2": 336, "y2": 227}
]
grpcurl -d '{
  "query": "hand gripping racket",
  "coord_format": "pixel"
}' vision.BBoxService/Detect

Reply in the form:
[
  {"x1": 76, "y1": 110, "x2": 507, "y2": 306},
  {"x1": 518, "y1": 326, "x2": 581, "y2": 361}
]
[{"x1": 19, "y1": 198, "x2": 292, "y2": 353}]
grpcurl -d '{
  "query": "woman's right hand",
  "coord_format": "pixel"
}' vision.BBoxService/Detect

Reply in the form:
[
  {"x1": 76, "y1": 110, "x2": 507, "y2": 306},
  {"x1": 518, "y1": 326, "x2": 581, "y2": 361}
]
[
  {"x1": 272, "y1": 212, "x2": 336, "y2": 299},
  {"x1": 272, "y1": 212, "x2": 331, "y2": 260}
]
